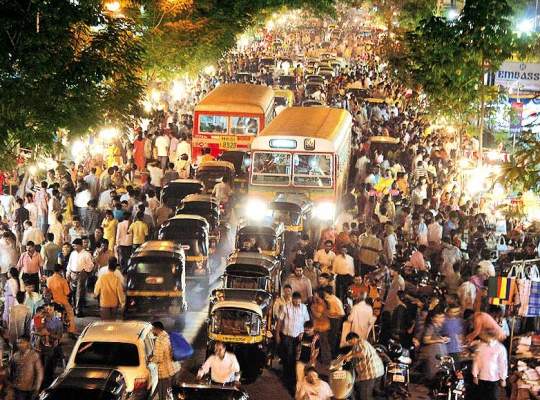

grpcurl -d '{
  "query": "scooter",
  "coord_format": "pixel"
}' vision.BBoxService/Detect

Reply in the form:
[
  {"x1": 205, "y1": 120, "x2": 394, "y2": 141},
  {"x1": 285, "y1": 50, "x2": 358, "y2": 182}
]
[
  {"x1": 375, "y1": 340, "x2": 411, "y2": 399},
  {"x1": 329, "y1": 346, "x2": 356, "y2": 400},
  {"x1": 431, "y1": 355, "x2": 467, "y2": 400}
]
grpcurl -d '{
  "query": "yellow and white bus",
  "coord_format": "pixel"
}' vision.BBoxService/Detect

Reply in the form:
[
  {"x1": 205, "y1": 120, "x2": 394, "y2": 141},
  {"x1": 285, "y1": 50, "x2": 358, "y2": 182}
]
[{"x1": 247, "y1": 107, "x2": 353, "y2": 219}]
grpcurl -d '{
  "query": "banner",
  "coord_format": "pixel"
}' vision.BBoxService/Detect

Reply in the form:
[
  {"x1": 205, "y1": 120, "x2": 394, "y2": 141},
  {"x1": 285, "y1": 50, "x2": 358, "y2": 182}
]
[
  {"x1": 495, "y1": 61, "x2": 540, "y2": 91},
  {"x1": 510, "y1": 101, "x2": 524, "y2": 137}
]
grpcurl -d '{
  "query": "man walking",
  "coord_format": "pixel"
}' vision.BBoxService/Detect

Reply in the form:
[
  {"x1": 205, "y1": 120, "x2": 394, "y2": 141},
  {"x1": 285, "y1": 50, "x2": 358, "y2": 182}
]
[
  {"x1": 275, "y1": 291, "x2": 310, "y2": 394},
  {"x1": 66, "y1": 238, "x2": 94, "y2": 317},
  {"x1": 16, "y1": 241, "x2": 43, "y2": 291},
  {"x1": 94, "y1": 258, "x2": 125, "y2": 320},
  {"x1": 150, "y1": 321, "x2": 180, "y2": 400},
  {"x1": 46, "y1": 264, "x2": 77, "y2": 337},
  {"x1": 40, "y1": 233, "x2": 61, "y2": 277},
  {"x1": 9, "y1": 336, "x2": 43, "y2": 400}
]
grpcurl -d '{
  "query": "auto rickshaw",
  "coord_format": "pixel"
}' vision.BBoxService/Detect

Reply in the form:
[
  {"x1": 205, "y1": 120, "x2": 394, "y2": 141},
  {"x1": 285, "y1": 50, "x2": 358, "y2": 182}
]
[
  {"x1": 267, "y1": 194, "x2": 312, "y2": 233},
  {"x1": 277, "y1": 75, "x2": 297, "y2": 90},
  {"x1": 235, "y1": 222, "x2": 285, "y2": 260},
  {"x1": 161, "y1": 179, "x2": 205, "y2": 209},
  {"x1": 223, "y1": 252, "x2": 281, "y2": 294},
  {"x1": 195, "y1": 161, "x2": 235, "y2": 194},
  {"x1": 158, "y1": 215, "x2": 211, "y2": 286},
  {"x1": 219, "y1": 150, "x2": 250, "y2": 192},
  {"x1": 125, "y1": 240, "x2": 186, "y2": 319},
  {"x1": 274, "y1": 89, "x2": 295, "y2": 113},
  {"x1": 368, "y1": 136, "x2": 400, "y2": 159},
  {"x1": 207, "y1": 288, "x2": 273, "y2": 382},
  {"x1": 176, "y1": 194, "x2": 220, "y2": 239}
]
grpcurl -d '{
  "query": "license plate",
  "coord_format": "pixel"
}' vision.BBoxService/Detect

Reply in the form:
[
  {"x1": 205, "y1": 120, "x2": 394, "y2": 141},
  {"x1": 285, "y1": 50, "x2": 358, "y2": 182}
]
[
  {"x1": 392, "y1": 374, "x2": 405, "y2": 383},
  {"x1": 332, "y1": 371, "x2": 346, "y2": 380},
  {"x1": 145, "y1": 276, "x2": 164, "y2": 284}
]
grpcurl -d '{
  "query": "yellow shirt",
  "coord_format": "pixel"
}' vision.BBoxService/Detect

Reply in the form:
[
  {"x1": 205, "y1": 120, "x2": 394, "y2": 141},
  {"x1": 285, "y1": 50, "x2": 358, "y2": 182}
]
[
  {"x1": 128, "y1": 220, "x2": 148, "y2": 245},
  {"x1": 102, "y1": 218, "x2": 118, "y2": 249},
  {"x1": 94, "y1": 271, "x2": 125, "y2": 308},
  {"x1": 47, "y1": 273, "x2": 70, "y2": 305}
]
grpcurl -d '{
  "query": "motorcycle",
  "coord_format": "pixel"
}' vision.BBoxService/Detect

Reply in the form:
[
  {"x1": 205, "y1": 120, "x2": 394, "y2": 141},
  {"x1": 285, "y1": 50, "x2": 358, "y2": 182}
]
[
  {"x1": 329, "y1": 346, "x2": 356, "y2": 400},
  {"x1": 374, "y1": 340, "x2": 411, "y2": 399},
  {"x1": 431, "y1": 355, "x2": 467, "y2": 400}
]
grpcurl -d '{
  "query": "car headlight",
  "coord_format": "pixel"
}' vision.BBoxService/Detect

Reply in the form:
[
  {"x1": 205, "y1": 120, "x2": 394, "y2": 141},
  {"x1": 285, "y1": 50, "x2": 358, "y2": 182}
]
[
  {"x1": 245, "y1": 198, "x2": 268, "y2": 220},
  {"x1": 314, "y1": 202, "x2": 336, "y2": 220}
]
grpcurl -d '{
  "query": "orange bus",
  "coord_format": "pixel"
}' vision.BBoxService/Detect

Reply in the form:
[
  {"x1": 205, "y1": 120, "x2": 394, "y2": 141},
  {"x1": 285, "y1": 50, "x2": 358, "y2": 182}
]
[{"x1": 192, "y1": 84, "x2": 275, "y2": 161}]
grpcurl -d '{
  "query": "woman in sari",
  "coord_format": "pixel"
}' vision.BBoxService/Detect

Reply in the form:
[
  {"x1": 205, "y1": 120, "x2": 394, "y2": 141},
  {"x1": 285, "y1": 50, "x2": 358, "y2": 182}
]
[{"x1": 133, "y1": 134, "x2": 146, "y2": 173}]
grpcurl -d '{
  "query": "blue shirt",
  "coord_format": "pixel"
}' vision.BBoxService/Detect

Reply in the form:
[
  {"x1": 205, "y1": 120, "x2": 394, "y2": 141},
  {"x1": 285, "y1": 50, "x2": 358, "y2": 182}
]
[{"x1": 442, "y1": 317, "x2": 464, "y2": 354}]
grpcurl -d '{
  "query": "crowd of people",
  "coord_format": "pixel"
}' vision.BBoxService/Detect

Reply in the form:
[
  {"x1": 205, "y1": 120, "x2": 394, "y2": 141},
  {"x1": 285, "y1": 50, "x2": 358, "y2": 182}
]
[{"x1": 0, "y1": 9, "x2": 535, "y2": 400}]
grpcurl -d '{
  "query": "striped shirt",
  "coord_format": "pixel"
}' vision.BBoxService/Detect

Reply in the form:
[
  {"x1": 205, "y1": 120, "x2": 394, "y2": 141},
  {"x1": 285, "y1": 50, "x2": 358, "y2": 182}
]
[{"x1": 352, "y1": 340, "x2": 385, "y2": 381}]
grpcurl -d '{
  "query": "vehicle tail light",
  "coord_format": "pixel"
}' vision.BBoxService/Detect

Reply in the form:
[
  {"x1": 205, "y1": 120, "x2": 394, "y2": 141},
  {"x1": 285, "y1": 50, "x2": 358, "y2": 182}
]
[{"x1": 133, "y1": 378, "x2": 147, "y2": 391}]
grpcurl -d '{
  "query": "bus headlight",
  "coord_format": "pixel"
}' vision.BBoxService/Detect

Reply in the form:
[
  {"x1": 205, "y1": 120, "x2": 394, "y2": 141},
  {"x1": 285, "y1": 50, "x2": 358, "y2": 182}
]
[
  {"x1": 314, "y1": 202, "x2": 335, "y2": 220},
  {"x1": 245, "y1": 198, "x2": 267, "y2": 220}
]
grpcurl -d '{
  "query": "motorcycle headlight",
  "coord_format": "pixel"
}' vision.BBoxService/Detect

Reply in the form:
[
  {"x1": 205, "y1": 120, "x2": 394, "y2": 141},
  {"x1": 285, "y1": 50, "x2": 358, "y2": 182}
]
[{"x1": 314, "y1": 202, "x2": 336, "y2": 220}]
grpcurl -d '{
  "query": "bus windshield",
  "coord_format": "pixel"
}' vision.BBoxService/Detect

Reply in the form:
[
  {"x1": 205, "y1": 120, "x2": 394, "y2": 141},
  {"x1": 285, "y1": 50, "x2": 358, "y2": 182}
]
[
  {"x1": 231, "y1": 117, "x2": 259, "y2": 135},
  {"x1": 199, "y1": 115, "x2": 228, "y2": 134},
  {"x1": 293, "y1": 153, "x2": 333, "y2": 187},
  {"x1": 252, "y1": 152, "x2": 291, "y2": 185}
]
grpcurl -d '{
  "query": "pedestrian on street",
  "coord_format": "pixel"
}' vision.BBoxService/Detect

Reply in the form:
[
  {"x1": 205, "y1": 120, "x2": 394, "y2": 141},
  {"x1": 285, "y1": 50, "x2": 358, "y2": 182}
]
[
  {"x1": 275, "y1": 291, "x2": 310, "y2": 394},
  {"x1": 150, "y1": 321, "x2": 180, "y2": 400},
  {"x1": 7, "y1": 292, "x2": 32, "y2": 349},
  {"x1": 66, "y1": 238, "x2": 94, "y2": 317},
  {"x1": 471, "y1": 331, "x2": 508, "y2": 400},
  {"x1": 40, "y1": 233, "x2": 61, "y2": 277},
  {"x1": 198, "y1": 341, "x2": 241, "y2": 385},
  {"x1": 46, "y1": 264, "x2": 77, "y2": 336},
  {"x1": 94, "y1": 257, "x2": 125, "y2": 320},
  {"x1": 284, "y1": 264, "x2": 313, "y2": 304},
  {"x1": 345, "y1": 332, "x2": 385, "y2": 400},
  {"x1": 16, "y1": 241, "x2": 43, "y2": 292},
  {"x1": 8, "y1": 335, "x2": 43, "y2": 400},
  {"x1": 295, "y1": 366, "x2": 333, "y2": 400},
  {"x1": 295, "y1": 321, "x2": 320, "y2": 384}
]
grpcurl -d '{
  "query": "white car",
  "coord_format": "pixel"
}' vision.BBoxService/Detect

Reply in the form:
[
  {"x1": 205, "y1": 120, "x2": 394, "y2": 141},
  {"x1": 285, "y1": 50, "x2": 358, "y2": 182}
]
[{"x1": 66, "y1": 321, "x2": 158, "y2": 399}]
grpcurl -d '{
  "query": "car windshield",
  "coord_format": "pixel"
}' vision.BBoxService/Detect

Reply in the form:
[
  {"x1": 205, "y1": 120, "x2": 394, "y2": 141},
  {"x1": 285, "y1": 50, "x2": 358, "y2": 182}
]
[
  {"x1": 75, "y1": 342, "x2": 139, "y2": 367},
  {"x1": 211, "y1": 309, "x2": 260, "y2": 336},
  {"x1": 251, "y1": 152, "x2": 291, "y2": 186},
  {"x1": 231, "y1": 117, "x2": 258, "y2": 135},
  {"x1": 199, "y1": 115, "x2": 228, "y2": 134},
  {"x1": 293, "y1": 153, "x2": 332, "y2": 187}
]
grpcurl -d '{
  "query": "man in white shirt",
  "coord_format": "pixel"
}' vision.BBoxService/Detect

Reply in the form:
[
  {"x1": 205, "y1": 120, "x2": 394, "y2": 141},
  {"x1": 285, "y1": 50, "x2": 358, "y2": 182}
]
[
  {"x1": 25, "y1": 193, "x2": 39, "y2": 228},
  {"x1": 471, "y1": 332, "x2": 508, "y2": 400},
  {"x1": 175, "y1": 135, "x2": 191, "y2": 162},
  {"x1": 83, "y1": 168, "x2": 99, "y2": 199},
  {"x1": 296, "y1": 367, "x2": 333, "y2": 400},
  {"x1": 332, "y1": 246, "x2": 355, "y2": 302},
  {"x1": 313, "y1": 240, "x2": 335, "y2": 274},
  {"x1": 155, "y1": 132, "x2": 170, "y2": 169},
  {"x1": 276, "y1": 292, "x2": 310, "y2": 393},
  {"x1": 148, "y1": 162, "x2": 164, "y2": 190},
  {"x1": 427, "y1": 217, "x2": 443, "y2": 248},
  {"x1": 66, "y1": 238, "x2": 94, "y2": 316},
  {"x1": 348, "y1": 299, "x2": 375, "y2": 340},
  {"x1": 98, "y1": 188, "x2": 115, "y2": 211},
  {"x1": 21, "y1": 220, "x2": 45, "y2": 246},
  {"x1": 212, "y1": 177, "x2": 232, "y2": 205},
  {"x1": 197, "y1": 341, "x2": 240, "y2": 385},
  {"x1": 47, "y1": 189, "x2": 62, "y2": 226}
]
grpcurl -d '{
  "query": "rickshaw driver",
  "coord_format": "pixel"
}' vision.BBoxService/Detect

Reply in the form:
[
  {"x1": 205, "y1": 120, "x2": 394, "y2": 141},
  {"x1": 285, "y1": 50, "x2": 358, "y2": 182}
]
[{"x1": 197, "y1": 341, "x2": 241, "y2": 386}]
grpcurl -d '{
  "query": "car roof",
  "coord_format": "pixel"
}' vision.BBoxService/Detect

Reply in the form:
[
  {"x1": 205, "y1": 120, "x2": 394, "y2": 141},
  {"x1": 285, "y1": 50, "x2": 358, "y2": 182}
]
[{"x1": 81, "y1": 321, "x2": 151, "y2": 342}]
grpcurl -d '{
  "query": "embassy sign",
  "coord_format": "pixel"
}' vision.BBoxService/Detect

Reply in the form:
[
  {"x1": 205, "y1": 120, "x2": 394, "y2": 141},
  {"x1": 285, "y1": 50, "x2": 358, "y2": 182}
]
[{"x1": 495, "y1": 61, "x2": 540, "y2": 91}]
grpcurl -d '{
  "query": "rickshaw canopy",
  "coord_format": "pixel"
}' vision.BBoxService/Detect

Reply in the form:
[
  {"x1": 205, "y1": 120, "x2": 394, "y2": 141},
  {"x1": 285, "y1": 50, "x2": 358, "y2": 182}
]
[{"x1": 161, "y1": 179, "x2": 205, "y2": 209}]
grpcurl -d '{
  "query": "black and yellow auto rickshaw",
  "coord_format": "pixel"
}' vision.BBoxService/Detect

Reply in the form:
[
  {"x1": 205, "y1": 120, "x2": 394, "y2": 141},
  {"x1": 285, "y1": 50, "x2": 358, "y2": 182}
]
[
  {"x1": 158, "y1": 215, "x2": 211, "y2": 286},
  {"x1": 219, "y1": 151, "x2": 250, "y2": 192},
  {"x1": 195, "y1": 161, "x2": 235, "y2": 194},
  {"x1": 267, "y1": 194, "x2": 312, "y2": 233},
  {"x1": 207, "y1": 288, "x2": 273, "y2": 382},
  {"x1": 176, "y1": 194, "x2": 220, "y2": 239},
  {"x1": 235, "y1": 222, "x2": 285, "y2": 260},
  {"x1": 161, "y1": 179, "x2": 205, "y2": 209},
  {"x1": 125, "y1": 240, "x2": 186, "y2": 318},
  {"x1": 223, "y1": 252, "x2": 281, "y2": 294}
]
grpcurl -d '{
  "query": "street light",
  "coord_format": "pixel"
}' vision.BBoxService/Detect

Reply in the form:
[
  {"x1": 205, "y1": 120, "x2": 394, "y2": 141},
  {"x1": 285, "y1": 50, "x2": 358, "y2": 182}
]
[
  {"x1": 447, "y1": 8, "x2": 459, "y2": 21},
  {"x1": 104, "y1": 1, "x2": 121, "y2": 13}
]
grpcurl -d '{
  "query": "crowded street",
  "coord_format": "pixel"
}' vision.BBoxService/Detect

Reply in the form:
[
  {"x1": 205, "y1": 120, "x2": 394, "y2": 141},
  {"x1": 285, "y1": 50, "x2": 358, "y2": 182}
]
[{"x1": 1, "y1": 1, "x2": 540, "y2": 400}]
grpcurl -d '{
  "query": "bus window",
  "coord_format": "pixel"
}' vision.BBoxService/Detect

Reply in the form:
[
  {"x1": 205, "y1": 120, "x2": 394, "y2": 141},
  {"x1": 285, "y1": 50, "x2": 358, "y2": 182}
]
[
  {"x1": 293, "y1": 153, "x2": 332, "y2": 187},
  {"x1": 252, "y1": 152, "x2": 291, "y2": 185},
  {"x1": 231, "y1": 117, "x2": 259, "y2": 135},
  {"x1": 199, "y1": 115, "x2": 228, "y2": 134}
]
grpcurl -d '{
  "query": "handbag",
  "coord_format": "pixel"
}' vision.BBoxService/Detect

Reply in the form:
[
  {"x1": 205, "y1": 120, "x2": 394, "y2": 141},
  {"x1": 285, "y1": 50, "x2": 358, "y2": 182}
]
[
  {"x1": 517, "y1": 264, "x2": 539, "y2": 316},
  {"x1": 488, "y1": 264, "x2": 522, "y2": 305},
  {"x1": 526, "y1": 265, "x2": 540, "y2": 317},
  {"x1": 169, "y1": 331, "x2": 193, "y2": 361}
]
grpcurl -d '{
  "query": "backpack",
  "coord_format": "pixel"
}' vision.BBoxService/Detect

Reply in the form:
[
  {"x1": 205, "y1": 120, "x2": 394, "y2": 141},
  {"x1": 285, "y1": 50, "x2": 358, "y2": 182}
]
[{"x1": 169, "y1": 332, "x2": 193, "y2": 361}]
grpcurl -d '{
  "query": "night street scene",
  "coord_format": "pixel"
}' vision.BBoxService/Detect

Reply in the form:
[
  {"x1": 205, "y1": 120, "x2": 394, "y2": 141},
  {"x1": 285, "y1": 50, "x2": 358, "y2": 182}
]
[{"x1": 1, "y1": 0, "x2": 540, "y2": 399}]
